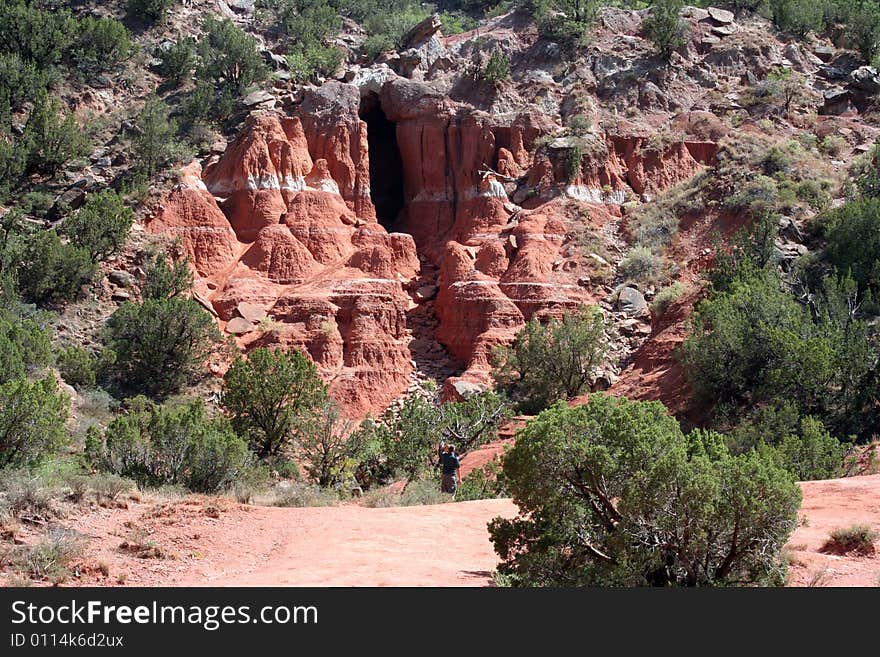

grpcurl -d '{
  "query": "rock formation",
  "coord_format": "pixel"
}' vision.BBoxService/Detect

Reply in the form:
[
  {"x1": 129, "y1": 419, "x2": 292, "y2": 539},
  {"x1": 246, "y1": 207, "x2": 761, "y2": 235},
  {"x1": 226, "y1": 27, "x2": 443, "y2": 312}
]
[{"x1": 149, "y1": 48, "x2": 718, "y2": 418}]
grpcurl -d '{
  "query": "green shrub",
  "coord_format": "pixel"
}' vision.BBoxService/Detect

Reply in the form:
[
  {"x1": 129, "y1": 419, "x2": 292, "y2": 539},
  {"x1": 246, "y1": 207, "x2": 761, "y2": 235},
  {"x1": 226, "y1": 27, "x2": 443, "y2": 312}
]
[
  {"x1": 69, "y1": 16, "x2": 131, "y2": 76},
  {"x1": 297, "y1": 400, "x2": 361, "y2": 487},
  {"x1": 103, "y1": 296, "x2": 221, "y2": 400},
  {"x1": 643, "y1": 0, "x2": 688, "y2": 61},
  {"x1": 132, "y1": 95, "x2": 181, "y2": 177},
  {"x1": 362, "y1": 2, "x2": 431, "y2": 52},
  {"x1": 221, "y1": 347, "x2": 328, "y2": 459},
  {"x1": 0, "y1": 308, "x2": 52, "y2": 385},
  {"x1": 819, "y1": 134, "x2": 847, "y2": 157},
  {"x1": 62, "y1": 190, "x2": 134, "y2": 262},
  {"x1": 680, "y1": 269, "x2": 830, "y2": 409},
  {"x1": 772, "y1": 417, "x2": 847, "y2": 481},
  {"x1": 456, "y1": 459, "x2": 507, "y2": 501},
  {"x1": 94, "y1": 398, "x2": 251, "y2": 493},
  {"x1": 4, "y1": 528, "x2": 86, "y2": 583},
  {"x1": 369, "y1": 389, "x2": 510, "y2": 483},
  {"x1": 822, "y1": 524, "x2": 877, "y2": 555},
  {"x1": 141, "y1": 251, "x2": 194, "y2": 300},
  {"x1": 17, "y1": 230, "x2": 97, "y2": 306},
  {"x1": 127, "y1": 0, "x2": 176, "y2": 23},
  {"x1": 530, "y1": 0, "x2": 596, "y2": 52},
  {"x1": 652, "y1": 281, "x2": 685, "y2": 317},
  {"x1": 0, "y1": 53, "x2": 53, "y2": 115},
  {"x1": 197, "y1": 16, "x2": 268, "y2": 95},
  {"x1": 567, "y1": 113, "x2": 591, "y2": 135},
  {"x1": 492, "y1": 306, "x2": 607, "y2": 413},
  {"x1": 157, "y1": 36, "x2": 196, "y2": 86},
  {"x1": 769, "y1": 0, "x2": 825, "y2": 38},
  {"x1": 620, "y1": 246, "x2": 662, "y2": 284},
  {"x1": 287, "y1": 42, "x2": 344, "y2": 84},
  {"x1": 823, "y1": 197, "x2": 880, "y2": 295},
  {"x1": 489, "y1": 395, "x2": 801, "y2": 586},
  {"x1": 363, "y1": 34, "x2": 394, "y2": 60},
  {"x1": 481, "y1": 50, "x2": 511, "y2": 84},
  {"x1": 22, "y1": 93, "x2": 90, "y2": 176},
  {"x1": 57, "y1": 345, "x2": 96, "y2": 390},
  {"x1": 0, "y1": 376, "x2": 69, "y2": 468}
]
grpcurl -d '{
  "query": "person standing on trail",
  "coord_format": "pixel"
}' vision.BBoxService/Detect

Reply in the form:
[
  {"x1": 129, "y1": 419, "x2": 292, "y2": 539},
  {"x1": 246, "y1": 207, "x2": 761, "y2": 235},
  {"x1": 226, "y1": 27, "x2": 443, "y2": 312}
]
[{"x1": 439, "y1": 443, "x2": 461, "y2": 496}]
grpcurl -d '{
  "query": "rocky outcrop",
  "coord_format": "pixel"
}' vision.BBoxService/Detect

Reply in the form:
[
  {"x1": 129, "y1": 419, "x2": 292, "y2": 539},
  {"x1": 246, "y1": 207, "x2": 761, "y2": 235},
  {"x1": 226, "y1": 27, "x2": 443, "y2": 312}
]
[{"x1": 149, "y1": 70, "x2": 715, "y2": 417}]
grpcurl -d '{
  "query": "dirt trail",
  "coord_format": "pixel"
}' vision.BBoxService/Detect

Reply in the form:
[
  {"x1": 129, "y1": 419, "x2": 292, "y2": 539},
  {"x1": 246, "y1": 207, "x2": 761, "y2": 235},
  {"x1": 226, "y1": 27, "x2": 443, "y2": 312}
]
[
  {"x1": 6, "y1": 475, "x2": 878, "y2": 588},
  {"x1": 180, "y1": 500, "x2": 517, "y2": 587}
]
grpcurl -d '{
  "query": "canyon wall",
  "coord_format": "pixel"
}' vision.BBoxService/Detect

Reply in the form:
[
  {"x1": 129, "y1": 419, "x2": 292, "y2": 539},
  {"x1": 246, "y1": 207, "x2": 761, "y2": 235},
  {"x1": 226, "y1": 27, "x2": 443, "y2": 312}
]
[{"x1": 148, "y1": 74, "x2": 715, "y2": 417}]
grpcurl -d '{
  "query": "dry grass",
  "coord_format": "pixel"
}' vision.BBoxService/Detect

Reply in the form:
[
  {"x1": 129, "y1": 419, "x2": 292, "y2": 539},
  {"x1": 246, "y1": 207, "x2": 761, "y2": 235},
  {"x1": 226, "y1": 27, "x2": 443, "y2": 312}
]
[{"x1": 821, "y1": 525, "x2": 878, "y2": 556}]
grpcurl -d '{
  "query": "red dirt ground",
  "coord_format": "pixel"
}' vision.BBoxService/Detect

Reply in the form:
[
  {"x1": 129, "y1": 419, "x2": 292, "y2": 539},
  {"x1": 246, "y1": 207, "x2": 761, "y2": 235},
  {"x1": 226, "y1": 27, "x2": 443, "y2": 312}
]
[
  {"x1": 3, "y1": 475, "x2": 877, "y2": 588},
  {"x1": 786, "y1": 474, "x2": 880, "y2": 587}
]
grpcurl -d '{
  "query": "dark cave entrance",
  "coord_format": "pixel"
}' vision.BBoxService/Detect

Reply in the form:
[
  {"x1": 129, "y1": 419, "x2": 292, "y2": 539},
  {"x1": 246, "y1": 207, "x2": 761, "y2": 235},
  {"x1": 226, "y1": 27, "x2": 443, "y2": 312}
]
[{"x1": 360, "y1": 93, "x2": 405, "y2": 230}]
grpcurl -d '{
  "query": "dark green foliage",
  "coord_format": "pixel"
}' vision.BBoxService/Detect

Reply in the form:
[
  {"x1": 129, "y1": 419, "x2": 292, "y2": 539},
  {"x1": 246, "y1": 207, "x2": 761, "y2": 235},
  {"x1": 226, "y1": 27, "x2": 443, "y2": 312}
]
[
  {"x1": 360, "y1": 2, "x2": 431, "y2": 53},
  {"x1": 523, "y1": 0, "x2": 597, "y2": 51},
  {"x1": 772, "y1": 417, "x2": 847, "y2": 480},
  {"x1": 179, "y1": 81, "x2": 236, "y2": 126},
  {"x1": 370, "y1": 390, "x2": 510, "y2": 482},
  {"x1": 287, "y1": 43, "x2": 344, "y2": 83},
  {"x1": 489, "y1": 396, "x2": 801, "y2": 586},
  {"x1": 680, "y1": 269, "x2": 833, "y2": 411},
  {"x1": 297, "y1": 399, "x2": 364, "y2": 487},
  {"x1": 141, "y1": 251, "x2": 194, "y2": 300},
  {"x1": 854, "y1": 142, "x2": 880, "y2": 199},
  {"x1": 708, "y1": 212, "x2": 777, "y2": 292},
  {"x1": 643, "y1": 0, "x2": 688, "y2": 61},
  {"x1": 728, "y1": 402, "x2": 847, "y2": 480},
  {"x1": 68, "y1": 16, "x2": 131, "y2": 76},
  {"x1": 0, "y1": 375, "x2": 69, "y2": 468},
  {"x1": 0, "y1": 53, "x2": 54, "y2": 118},
  {"x1": 769, "y1": 0, "x2": 825, "y2": 37},
  {"x1": 22, "y1": 93, "x2": 90, "y2": 177},
  {"x1": 279, "y1": 0, "x2": 341, "y2": 42},
  {"x1": 132, "y1": 95, "x2": 179, "y2": 177},
  {"x1": 456, "y1": 459, "x2": 507, "y2": 501},
  {"x1": 17, "y1": 230, "x2": 97, "y2": 306},
  {"x1": 93, "y1": 397, "x2": 251, "y2": 493},
  {"x1": 492, "y1": 306, "x2": 607, "y2": 414},
  {"x1": 57, "y1": 345, "x2": 96, "y2": 390},
  {"x1": 481, "y1": 50, "x2": 511, "y2": 84},
  {"x1": 0, "y1": 1, "x2": 77, "y2": 69},
  {"x1": 197, "y1": 16, "x2": 268, "y2": 94},
  {"x1": 103, "y1": 297, "x2": 222, "y2": 400},
  {"x1": 0, "y1": 308, "x2": 52, "y2": 385},
  {"x1": 221, "y1": 347, "x2": 329, "y2": 458},
  {"x1": 823, "y1": 198, "x2": 880, "y2": 296},
  {"x1": 156, "y1": 37, "x2": 196, "y2": 86},
  {"x1": 62, "y1": 191, "x2": 134, "y2": 262},
  {"x1": 127, "y1": 0, "x2": 176, "y2": 23}
]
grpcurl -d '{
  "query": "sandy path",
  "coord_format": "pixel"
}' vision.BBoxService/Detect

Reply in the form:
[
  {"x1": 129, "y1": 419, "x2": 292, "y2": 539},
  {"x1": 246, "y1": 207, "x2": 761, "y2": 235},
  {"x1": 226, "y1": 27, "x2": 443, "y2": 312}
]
[
  {"x1": 6, "y1": 475, "x2": 878, "y2": 588},
  {"x1": 786, "y1": 474, "x2": 880, "y2": 586},
  {"x1": 180, "y1": 500, "x2": 517, "y2": 587}
]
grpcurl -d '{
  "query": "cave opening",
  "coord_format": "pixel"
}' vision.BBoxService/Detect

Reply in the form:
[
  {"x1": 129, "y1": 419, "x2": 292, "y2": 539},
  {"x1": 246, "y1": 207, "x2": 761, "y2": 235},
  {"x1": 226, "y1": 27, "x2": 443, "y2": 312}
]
[{"x1": 360, "y1": 93, "x2": 405, "y2": 231}]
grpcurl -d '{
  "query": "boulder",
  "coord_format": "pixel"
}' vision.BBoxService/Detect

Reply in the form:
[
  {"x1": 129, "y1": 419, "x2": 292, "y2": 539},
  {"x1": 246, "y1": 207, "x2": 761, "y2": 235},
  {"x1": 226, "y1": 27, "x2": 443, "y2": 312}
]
[
  {"x1": 108, "y1": 270, "x2": 134, "y2": 288},
  {"x1": 414, "y1": 285, "x2": 438, "y2": 303},
  {"x1": 402, "y1": 14, "x2": 441, "y2": 49},
  {"x1": 706, "y1": 7, "x2": 735, "y2": 25},
  {"x1": 850, "y1": 66, "x2": 880, "y2": 94},
  {"x1": 226, "y1": 317, "x2": 256, "y2": 335},
  {"x1": 617, "y1": 286, "x2": 648, "y2": 317},
  {"x1": 449, "y1": 379, "x2": 488, "y2": 401},
  {"x1": 237, "y1": 301, "x2": 267, "y2": 323}
]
